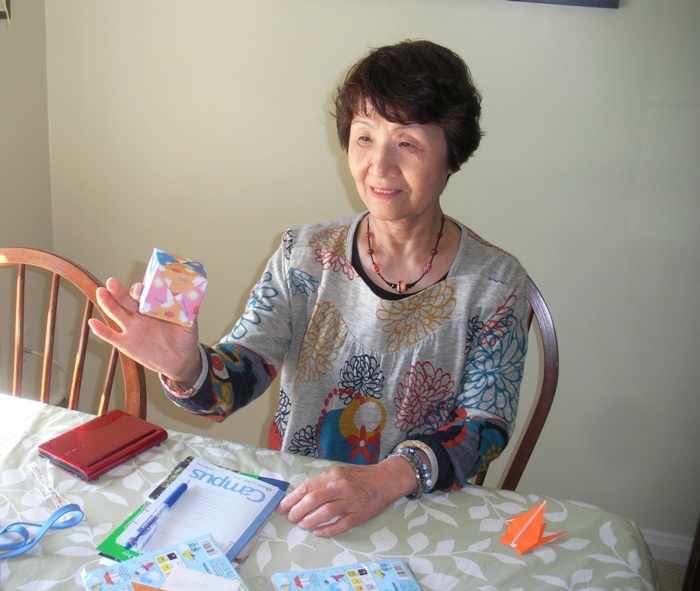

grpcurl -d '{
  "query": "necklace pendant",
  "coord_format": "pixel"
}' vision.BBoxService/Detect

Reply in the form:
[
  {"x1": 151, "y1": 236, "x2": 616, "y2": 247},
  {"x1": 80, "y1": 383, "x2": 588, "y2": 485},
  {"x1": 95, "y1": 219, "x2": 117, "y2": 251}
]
[{"x1": 366, "y1": 214, "x2": 446, "y2": 296}]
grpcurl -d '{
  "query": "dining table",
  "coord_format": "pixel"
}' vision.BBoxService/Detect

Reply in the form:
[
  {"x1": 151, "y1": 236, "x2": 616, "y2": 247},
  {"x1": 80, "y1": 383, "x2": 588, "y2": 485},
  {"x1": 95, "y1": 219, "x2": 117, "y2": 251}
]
[{"x1": 0, "y1": 393, "x2": 658, "y2": 591}]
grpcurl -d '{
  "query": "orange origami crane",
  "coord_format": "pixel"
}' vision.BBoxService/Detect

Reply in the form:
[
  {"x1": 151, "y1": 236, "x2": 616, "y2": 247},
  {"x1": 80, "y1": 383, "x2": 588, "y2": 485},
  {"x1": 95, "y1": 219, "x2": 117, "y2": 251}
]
[{"x1": 500, "y1": 501, "x2": 566, "y2": 554}]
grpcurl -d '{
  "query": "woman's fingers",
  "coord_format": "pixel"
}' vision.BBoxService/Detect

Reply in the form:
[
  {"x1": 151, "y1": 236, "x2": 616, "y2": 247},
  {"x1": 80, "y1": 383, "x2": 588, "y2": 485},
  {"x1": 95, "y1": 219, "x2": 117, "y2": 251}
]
[
  {"x1": 87, "y1": 316, "x2": 116, "y2": 346},
  {"x1": 93, "y1": 289, "x2": 130, "y2": 333},
  {"x1": 89, "y1": 278, "x2": 202, "y2": 381},
  {"x1": 277, "y1": 462, "x2": 412, "y2": 537},
  {"x1": 128, "y1": 282, "x2": 144, "y2": 302},
  {"x1": 104, "y1": 277, "x2": 140, "y2": 311}
]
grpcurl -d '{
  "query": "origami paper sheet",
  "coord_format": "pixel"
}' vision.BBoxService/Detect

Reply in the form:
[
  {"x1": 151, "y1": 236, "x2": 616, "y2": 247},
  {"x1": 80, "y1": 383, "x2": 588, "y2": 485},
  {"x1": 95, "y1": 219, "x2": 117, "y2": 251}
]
[
  {"x1": 131, "y1": 569, "x2": 244, "y2": 590},
  {"x1": 500, "y1": 500, "x2": 566, "y2": 554},
  {"x1": 139, "y1": 249, "x2": 208, "y2": 327}
]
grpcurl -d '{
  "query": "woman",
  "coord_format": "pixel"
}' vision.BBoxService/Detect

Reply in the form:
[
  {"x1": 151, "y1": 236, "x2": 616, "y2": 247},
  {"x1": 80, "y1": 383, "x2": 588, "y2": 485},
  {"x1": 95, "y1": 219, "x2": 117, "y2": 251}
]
[{"x1": 91, "y1": 40, "x2": 529, "y2": 537}]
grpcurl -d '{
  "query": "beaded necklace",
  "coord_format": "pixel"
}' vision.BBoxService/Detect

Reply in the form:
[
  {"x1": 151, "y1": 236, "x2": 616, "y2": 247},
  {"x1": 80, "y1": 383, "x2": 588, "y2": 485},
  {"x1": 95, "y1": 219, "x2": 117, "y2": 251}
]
[{"x1": 366, "y1": 215, "x2": 446, "y2": 294}]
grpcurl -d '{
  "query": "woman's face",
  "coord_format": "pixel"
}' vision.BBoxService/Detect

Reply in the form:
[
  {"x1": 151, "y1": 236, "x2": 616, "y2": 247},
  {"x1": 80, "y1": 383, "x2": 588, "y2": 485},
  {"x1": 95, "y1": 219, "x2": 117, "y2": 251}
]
[{"x1": 347, "y1": 110, "x2": 452, "y2": 223}]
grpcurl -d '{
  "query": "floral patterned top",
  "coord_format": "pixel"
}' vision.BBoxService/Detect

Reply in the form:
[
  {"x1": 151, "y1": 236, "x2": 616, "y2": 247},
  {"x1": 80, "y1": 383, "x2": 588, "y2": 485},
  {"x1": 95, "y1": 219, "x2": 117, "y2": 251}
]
[{"x1": 163, "y1": 213, "x2": 529, "y2": 491}]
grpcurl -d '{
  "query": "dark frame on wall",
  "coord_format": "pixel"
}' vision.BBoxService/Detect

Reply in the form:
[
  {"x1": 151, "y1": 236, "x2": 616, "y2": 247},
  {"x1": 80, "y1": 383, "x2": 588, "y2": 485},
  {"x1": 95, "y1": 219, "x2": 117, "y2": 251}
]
[
  {"x1": 0, "y1": 0, "x2": 10, "y2": 20},
  {"x1": 509, "y1": 0, "x2": 619, "y2": 7}
]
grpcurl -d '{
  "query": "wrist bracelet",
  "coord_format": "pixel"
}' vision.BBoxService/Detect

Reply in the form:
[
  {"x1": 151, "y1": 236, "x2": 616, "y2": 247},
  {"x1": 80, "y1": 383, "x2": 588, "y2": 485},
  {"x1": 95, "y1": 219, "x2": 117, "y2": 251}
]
[
  {"x1": 386, "y1": 446, "x2": 433, "y2": 499},
  {"x1": 402, "y1": 439, "x2": 439, "y2": 492},
  {"x1": 163, "y1": 345, "x2": 208, "y2": 399}
]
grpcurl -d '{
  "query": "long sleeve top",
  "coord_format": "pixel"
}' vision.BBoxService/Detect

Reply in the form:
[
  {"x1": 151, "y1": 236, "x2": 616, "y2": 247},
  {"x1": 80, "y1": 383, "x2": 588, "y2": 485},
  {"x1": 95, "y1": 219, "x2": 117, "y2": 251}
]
[{"x1": 163, "y1": 213, "x2": 529, "y2": 491}]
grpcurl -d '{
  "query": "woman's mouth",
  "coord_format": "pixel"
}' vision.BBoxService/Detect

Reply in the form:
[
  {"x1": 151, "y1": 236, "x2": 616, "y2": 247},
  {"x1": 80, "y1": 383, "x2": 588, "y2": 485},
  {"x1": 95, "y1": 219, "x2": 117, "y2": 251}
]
[{"x1": 371, "y1": 186, "x2": 401, "y2": 196}]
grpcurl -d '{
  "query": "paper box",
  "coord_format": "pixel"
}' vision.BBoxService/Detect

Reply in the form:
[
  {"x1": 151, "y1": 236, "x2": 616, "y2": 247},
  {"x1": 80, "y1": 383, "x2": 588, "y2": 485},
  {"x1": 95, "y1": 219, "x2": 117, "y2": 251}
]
[{"x1": 138, "y1": 249, "x2": 207, "y2": 327}]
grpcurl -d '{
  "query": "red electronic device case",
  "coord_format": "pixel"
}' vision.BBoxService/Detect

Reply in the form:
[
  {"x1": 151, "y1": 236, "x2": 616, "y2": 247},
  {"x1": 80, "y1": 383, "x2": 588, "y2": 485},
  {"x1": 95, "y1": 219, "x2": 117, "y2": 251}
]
[{"x1": 38, "y1": 409, "x2": 168, "y2": 481}]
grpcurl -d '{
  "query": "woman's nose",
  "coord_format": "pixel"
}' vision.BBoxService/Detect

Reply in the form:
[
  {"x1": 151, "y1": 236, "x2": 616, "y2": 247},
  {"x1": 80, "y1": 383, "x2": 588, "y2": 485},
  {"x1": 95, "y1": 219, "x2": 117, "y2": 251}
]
[{"x1": 369, "y1": 143, "x2": 398, "y2": 177}]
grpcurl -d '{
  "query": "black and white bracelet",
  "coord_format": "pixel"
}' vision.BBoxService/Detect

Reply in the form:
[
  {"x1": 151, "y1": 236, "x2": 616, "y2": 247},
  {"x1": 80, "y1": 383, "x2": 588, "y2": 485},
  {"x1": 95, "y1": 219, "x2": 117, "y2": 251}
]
[
  {"x1": 386, "y1": 445, "x2": 433, "y2": 499},
  {"x1": 402, "y1": 439, "x2": 439, "y2": 490}
]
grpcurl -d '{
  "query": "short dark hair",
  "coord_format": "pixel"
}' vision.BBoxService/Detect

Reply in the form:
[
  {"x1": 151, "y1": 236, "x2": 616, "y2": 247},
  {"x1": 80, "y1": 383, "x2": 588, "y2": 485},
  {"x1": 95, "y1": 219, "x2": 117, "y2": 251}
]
[{"x1": 334, "y1": 40, "x2": 483, "y2": 172}]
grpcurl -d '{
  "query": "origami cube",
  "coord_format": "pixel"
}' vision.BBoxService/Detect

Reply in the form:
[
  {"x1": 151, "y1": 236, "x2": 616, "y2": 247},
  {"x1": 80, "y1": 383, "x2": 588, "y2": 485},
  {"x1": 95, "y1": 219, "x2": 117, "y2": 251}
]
[{"x1": 138, "y1": 249, "x2": 207, "y2": 327}]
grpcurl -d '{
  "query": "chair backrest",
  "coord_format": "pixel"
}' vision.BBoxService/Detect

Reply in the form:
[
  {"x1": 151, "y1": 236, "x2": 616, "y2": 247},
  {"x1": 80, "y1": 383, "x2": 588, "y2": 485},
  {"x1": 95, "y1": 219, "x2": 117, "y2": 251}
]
[
  {"x1": 683, "y1": 512, "x2": 700, "y2": 591},
  {"x1": 473, "y1": 275, "x2": 559, "y2": 491},
  {"x1": 0, "y1": 247, "x2": 147, "y2": 418}
]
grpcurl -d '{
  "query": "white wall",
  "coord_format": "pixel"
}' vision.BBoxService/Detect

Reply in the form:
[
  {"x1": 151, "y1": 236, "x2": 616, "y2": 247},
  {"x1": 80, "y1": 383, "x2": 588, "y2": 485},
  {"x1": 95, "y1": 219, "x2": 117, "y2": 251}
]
[
  {"x1": 39, "y1": 0, "x2": 699, "y2": 544},
  {"x1": 0, "y1": 1, "x2": 53, "y2": 394},
  {"x1": 0, "y1": 0, "x2": 52, "y2": 248}
]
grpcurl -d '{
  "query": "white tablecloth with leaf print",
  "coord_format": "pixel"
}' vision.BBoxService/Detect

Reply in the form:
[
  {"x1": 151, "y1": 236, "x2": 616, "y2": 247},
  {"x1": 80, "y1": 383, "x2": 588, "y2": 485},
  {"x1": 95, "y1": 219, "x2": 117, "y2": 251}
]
[{"x1": 0, "y1": 395, "x2": 657, "y2": 591}]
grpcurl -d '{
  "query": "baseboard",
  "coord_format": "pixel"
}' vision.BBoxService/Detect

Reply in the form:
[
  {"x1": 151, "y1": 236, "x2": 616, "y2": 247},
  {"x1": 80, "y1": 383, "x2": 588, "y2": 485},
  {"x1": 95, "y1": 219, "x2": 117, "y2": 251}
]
[{"x1": 641, "y1": 528, "x2": 693, "y2": 564}]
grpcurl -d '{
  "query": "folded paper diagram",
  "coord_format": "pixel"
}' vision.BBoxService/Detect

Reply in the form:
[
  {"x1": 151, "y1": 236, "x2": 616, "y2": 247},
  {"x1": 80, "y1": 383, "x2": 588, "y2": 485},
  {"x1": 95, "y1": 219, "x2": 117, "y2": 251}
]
[
  {"x1": 139, "y1": 249, "x2": 207, "y2": 327},
  {"x1": 500, "y1": 500, "x2": 566, "y2": 554}
]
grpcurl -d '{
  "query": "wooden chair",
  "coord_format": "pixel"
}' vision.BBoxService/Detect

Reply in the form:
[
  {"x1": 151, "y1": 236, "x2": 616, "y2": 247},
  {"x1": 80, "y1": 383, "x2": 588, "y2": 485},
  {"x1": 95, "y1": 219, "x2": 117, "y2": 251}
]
[
  {"x1": 474, "y1": 275, "x2": 559, "y2": 491},
  {"x1": 683, "y1": 512, "x2": 700, "y2": 591},
  {"x1": 0, "y1": 247, "x2": 147, "y2": 418}
]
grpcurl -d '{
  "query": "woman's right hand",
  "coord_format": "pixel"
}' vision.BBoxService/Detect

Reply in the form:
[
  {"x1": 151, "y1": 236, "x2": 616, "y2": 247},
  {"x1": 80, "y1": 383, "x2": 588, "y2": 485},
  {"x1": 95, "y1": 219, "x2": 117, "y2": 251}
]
[{"x1": 89, "y1": 277, "x2": 202, "y2": 387}]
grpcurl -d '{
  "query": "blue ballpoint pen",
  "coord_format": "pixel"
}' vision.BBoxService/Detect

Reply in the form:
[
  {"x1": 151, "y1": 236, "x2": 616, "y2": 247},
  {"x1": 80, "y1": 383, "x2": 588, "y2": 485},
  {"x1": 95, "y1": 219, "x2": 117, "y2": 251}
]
[{"x1": 124, "y1": 481, "x2": 189, "y2": 551}]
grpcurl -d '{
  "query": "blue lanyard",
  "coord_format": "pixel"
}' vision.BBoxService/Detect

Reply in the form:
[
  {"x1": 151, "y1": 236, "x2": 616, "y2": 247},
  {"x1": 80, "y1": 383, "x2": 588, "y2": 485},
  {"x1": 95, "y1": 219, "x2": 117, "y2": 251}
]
[{"x1": 0, "y1": 503, "x2": 84, "y2": 558}]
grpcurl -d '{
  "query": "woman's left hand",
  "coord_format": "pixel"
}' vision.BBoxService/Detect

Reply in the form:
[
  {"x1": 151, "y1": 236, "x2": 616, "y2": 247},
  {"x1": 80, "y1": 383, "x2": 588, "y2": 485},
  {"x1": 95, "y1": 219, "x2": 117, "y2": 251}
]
[{"x1": 276, "y1": 457, "x2": 418, "y2": 537}]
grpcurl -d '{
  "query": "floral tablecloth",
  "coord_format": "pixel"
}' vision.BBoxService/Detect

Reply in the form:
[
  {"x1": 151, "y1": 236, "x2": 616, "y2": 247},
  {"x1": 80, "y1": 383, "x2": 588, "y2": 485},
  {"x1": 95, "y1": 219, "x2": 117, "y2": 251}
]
[{"x1": 0, "y1": 395, "x2": 658, "y2": 590}]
